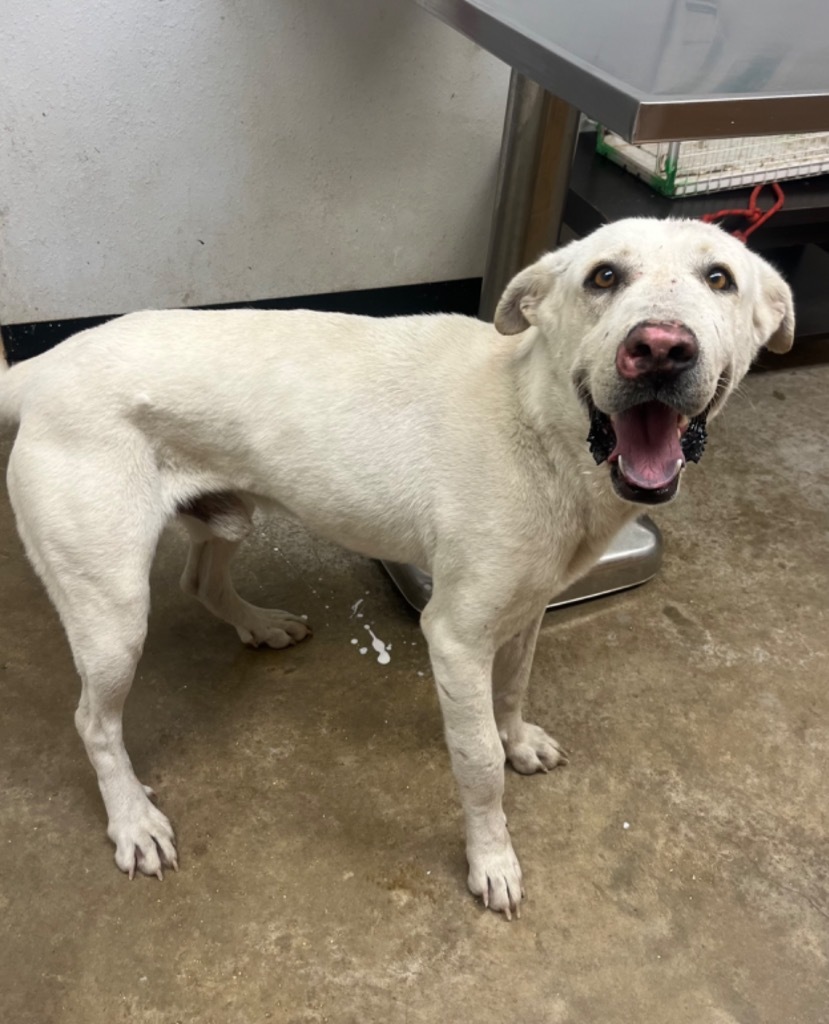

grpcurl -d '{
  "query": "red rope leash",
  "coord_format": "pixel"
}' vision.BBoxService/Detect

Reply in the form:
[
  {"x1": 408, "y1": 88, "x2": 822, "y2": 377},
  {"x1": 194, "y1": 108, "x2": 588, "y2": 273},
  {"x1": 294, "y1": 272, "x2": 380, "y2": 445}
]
[{"x1": 700, "y1": 181, "x2": 785, "y2": 243}]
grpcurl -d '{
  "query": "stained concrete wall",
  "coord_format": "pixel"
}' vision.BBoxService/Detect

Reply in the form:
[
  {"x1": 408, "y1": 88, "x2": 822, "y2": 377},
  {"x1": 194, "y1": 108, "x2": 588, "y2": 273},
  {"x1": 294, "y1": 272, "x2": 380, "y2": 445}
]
[{"x1": 0, "y1": 0, "x2": 509, "y2": 324}]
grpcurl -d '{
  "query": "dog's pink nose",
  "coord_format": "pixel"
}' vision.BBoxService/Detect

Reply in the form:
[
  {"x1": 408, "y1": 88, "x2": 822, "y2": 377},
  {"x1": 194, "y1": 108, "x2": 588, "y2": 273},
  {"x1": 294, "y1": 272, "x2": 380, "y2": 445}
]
[{"x1": 616, "y1": 321, "x2": 699, "y2": 380}]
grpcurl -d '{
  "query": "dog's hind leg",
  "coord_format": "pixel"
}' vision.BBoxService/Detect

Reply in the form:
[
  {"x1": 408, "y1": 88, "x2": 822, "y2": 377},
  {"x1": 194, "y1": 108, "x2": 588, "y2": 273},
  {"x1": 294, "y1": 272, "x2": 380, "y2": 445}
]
[
  {"x1": 492, "y1": 610, "x2": 568, "y2": 775},
  {"x1": 7, "y1": 442, "x2": 176, "y2": 878},
  {"x1": 71, "y1": 591, "x2": 178, "y2": 879},
  {"x1": 178, "y1": 492, "x2": 310, "y2": 649}
]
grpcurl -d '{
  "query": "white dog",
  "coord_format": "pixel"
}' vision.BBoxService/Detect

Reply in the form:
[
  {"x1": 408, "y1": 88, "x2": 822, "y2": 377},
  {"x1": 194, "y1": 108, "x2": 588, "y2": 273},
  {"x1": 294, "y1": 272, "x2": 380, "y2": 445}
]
[{"x1": 0, "y1": 219, "x2": 793, "y2": 917}]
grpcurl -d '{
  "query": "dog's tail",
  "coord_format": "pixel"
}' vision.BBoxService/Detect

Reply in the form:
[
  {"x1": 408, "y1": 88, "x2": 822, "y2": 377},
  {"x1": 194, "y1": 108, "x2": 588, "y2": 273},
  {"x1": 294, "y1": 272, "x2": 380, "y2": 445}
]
[{"x1": 0, "y1": 344, "x2": 36, "y2": 424}]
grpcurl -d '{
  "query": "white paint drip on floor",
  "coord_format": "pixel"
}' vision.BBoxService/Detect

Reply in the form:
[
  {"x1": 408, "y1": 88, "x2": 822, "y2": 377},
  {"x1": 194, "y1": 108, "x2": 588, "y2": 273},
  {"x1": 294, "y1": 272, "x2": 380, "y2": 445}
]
[
  {"x1": 350, "y1": 598, "x2": 364, "y2": 618},
  {"x1": 364, "y1": 623, "x2": 391, "y2": 665}
]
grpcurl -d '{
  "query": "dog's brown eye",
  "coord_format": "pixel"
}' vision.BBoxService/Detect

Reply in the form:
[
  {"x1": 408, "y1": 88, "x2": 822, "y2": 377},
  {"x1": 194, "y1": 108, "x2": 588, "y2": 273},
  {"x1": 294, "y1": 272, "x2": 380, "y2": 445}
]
[
  {"x1": 706, "y1": 266, "x2": 734, "y2": 291},
  {"x1": 590, "y1": 265, "x2": 617, "y2": 289}
]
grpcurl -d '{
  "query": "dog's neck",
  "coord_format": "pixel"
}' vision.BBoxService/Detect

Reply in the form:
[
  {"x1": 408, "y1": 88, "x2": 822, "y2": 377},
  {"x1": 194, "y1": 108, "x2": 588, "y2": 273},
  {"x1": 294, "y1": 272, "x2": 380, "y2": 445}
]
[{"x1": 510, "y1": 327, "x2": 587, "y2": 456}]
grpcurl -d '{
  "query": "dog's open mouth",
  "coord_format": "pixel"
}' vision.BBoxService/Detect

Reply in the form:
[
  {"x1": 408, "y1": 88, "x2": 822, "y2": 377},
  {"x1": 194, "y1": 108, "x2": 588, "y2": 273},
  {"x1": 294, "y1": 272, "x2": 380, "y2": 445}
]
[{"x1": 587, "y1": 400, "x2": 709, "y2": 505}]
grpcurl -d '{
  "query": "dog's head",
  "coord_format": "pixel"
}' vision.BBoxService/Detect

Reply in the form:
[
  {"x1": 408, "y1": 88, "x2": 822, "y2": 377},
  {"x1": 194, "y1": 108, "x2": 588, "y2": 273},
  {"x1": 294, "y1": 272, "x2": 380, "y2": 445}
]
[{"x1": 494, "y1": 218, "x2": 794, "y2": 505}]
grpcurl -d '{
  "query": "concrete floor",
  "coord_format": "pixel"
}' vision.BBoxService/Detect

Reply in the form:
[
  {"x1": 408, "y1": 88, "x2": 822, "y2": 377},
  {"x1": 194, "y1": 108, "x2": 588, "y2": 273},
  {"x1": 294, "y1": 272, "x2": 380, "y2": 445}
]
[{"x1": 0, "y1": 363, "x2": 827, "y2": 1024}]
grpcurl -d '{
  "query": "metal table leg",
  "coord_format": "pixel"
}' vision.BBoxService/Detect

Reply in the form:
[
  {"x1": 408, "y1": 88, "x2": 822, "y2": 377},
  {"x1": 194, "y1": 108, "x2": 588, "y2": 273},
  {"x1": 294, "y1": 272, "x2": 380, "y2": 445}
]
[{"x1": 479, "y1": 70, "x2": 580, "y2": 320}]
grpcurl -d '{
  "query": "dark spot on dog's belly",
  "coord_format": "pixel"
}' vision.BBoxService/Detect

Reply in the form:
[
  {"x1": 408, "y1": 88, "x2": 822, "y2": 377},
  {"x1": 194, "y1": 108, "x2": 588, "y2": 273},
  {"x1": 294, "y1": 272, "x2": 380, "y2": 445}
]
[
  {"x1": 177, "y1": 491, "x2": 252, "y2": 542},
  {"x1": 178, "y1": 491, "x2": 244, "y2": 521}
]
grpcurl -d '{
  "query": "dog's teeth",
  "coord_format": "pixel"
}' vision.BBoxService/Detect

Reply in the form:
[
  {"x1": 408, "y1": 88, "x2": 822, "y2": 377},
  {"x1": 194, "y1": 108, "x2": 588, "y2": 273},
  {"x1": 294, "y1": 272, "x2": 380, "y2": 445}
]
[{"x1": 676, "y1": 458, "x2": 684, "y2": 472}]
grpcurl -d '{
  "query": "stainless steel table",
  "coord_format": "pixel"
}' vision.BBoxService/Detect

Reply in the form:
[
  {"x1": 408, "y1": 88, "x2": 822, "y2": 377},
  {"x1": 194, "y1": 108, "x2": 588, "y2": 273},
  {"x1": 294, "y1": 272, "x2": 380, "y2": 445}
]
[
  {"x1": 415, "y1": 0, "x2": 829, "y2": 316},
  {"x1": 385, "y1": 0, "x2": 829, "y2": 612}
]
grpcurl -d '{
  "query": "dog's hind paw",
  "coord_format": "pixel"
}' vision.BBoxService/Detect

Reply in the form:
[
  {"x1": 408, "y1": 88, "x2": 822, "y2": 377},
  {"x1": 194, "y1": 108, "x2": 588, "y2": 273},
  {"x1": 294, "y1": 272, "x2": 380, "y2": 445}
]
[
  {"x1": 236, "y1": 612, "x2": 311, "y2": 649},
  {"x1": 502, "y1": 722, "x2": 568, "y2": 775},
  {"x1": 107, "y1": 789, "x2": 178, "y2": 880}
]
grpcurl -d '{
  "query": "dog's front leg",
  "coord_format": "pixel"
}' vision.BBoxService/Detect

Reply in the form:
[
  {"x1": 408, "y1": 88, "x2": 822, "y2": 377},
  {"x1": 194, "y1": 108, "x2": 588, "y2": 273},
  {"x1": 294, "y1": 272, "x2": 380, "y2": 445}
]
[
  {"x1": 493, "y1": 611, "x2": 568, "y2": 774},
  {"x1": 421, "y1": 605, "x2": 523, "y2": 919}
]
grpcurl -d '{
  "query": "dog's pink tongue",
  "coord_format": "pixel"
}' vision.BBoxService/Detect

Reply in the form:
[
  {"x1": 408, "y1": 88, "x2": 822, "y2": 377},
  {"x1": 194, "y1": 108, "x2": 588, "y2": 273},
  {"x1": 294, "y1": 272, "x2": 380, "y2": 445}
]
[{"x1": 610, "y1": 402, "x2": 683, "y2": 489}]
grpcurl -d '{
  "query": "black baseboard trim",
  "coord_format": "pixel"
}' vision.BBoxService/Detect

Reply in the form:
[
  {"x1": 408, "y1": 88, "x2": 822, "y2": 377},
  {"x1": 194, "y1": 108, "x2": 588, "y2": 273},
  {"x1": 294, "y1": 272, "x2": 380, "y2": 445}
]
[{"x1": 1, "y1": 277, "x2": 483, "y2": 364}]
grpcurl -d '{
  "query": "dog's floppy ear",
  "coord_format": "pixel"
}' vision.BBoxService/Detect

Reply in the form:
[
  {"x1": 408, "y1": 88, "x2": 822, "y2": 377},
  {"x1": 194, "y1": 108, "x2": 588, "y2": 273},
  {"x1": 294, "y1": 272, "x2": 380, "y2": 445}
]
[
  {"x1": 493, "y1": 253, "x2": 559, "y2": 335},
  {"x1": 754, "y1": 259, "x2": 795, "y2": 354}
]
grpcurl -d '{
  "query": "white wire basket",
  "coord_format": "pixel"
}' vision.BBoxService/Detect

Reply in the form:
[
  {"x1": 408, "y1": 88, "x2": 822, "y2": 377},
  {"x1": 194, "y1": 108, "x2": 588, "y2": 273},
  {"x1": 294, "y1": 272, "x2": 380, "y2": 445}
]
[{"x1": 596, "y1": 127, "x2": 829, "y2": 197}]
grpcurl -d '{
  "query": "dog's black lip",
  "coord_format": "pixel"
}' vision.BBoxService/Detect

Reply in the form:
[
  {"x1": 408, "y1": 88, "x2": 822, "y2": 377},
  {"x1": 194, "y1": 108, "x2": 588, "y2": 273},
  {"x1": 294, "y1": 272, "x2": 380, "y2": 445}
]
[
  {"x1": 610, "y1": 462, "x2": 680, "y2": 504},
  {"x1": 585, "y1": 396, "x2": 617, "y2": 465}
]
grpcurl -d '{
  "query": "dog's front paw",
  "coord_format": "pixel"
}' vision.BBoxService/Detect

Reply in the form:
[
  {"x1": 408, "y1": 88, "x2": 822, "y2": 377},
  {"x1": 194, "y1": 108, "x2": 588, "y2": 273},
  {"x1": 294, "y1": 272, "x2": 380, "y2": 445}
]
[
  {"x1": 236, "y1": 612, "x2": 311, "y2": 649},
  {"x1": 502, "y1": 722, "x2": 568, "y2": 775},
  {"x1": 467, "y1": 838, "x2": 524, "y2": 920},
  {"x1": 107, "y1": 787, "x2": 178, "y2": 880}
]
